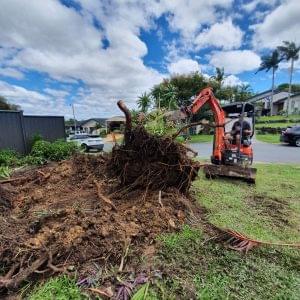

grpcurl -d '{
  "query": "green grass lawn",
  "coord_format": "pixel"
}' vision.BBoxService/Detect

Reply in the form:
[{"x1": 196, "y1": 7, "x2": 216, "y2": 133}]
[
  {"x1": 151, "y1": 163, "x2": 300, "y2": 299},
  {"x1": 258, "y1": 115, "x2": 300, "y2": 122},
  {"x1": 177, "y1": 134, "x2": 213, "y2": 143},
  {"x1": 256, "y1": 134, "x2": 281, "y2": 143},
  {"x1": 28, "y1": 164, "x2": 300, "y2": 300},
  {"x1": 255, "y1": 122, "x2": 296, "y2": 128}
]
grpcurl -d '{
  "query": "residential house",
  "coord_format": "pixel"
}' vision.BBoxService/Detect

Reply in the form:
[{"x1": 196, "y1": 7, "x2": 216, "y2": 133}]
[
  {"x1": 247, "y1": 89, "x2": 295, "y2": 115},
  {"x1": 65, "y1": 118, "x2": 107, "y2": 134},
  {"x1": 106, "y1": 116, "x2": 126, "y2": 132},
  {"x1": 81, "y1": 118, "x2": 107, "y2": 133}
]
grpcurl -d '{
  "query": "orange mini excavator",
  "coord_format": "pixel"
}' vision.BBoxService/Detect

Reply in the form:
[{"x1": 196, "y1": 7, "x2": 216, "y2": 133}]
[{"x1": 181, "y1": 87, "x2": 257, "y2": 183}]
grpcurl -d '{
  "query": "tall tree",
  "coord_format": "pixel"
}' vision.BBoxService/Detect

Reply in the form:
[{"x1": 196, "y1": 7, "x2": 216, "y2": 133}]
[
  {"x1": 0, "y1": 95, "x2": 20, "y2": 111},
  {"x1": 277, "y1": 41, "x2": 300, "y2": 115},
  {"x1": 211, "y1": 67, "x2": 225, "y2": 87},
  {"x1": 137, "y1": 92, "x2": 151, "y2": 113},
  {"x1": 256, "y1": 49, "x2": 281, "y2": 115}
]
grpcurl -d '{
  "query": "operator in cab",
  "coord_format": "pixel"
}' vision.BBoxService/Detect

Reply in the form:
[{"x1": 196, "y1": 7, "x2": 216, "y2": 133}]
[{"x1": 225, "y1": 114, "x2": 252, "y2": 148}]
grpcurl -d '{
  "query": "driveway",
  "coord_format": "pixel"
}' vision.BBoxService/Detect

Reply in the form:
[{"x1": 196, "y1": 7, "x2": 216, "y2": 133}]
[{"x1": 190, "y1": 138, "x2": 300, "y2": 163}]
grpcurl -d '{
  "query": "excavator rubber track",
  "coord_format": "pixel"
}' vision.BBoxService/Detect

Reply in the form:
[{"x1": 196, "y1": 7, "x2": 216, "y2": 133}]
[{"x1": 203, "y1": 164, "x2": 257, "y2": 183}]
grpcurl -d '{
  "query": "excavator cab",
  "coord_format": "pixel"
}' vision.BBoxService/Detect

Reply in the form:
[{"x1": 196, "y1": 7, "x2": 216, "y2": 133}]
[
  {"x1": 219, "y1": 102, "x2": 255, "y2": 166},
  {"x1": 205, "y1": 101, "x2": 257, "y2": 183}
]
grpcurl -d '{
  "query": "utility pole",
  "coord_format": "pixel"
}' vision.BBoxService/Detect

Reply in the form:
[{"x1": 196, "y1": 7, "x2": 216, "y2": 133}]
[{"x1": 71, "y1": 104, "x2": 77, "y2": 134}]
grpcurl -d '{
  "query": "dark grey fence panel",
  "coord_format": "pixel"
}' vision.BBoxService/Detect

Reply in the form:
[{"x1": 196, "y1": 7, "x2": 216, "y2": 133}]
[
  {"x1": 0, "y1": 111, "x2": 26, "y2": 153},
  {"x1": 0, "y1": 111, "x2": 65, "y2": 154},
  {"x1": 24, "y1": 116, "x2": 65, "y2": 148}
]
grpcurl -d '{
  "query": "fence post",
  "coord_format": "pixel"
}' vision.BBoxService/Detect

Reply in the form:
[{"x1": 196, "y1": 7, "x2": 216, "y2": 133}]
[{"x1": 19, "y1": 110, "x2": 28, "y2": 154}]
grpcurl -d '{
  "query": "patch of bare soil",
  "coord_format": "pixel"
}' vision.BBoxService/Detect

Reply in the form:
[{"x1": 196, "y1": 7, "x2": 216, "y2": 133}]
[
  {"x1": 0, "y1": 146, "x2": 200, "y2": 297},
  {"x1": 247, "y1": 194, "x2": 291, "y2": 227}
]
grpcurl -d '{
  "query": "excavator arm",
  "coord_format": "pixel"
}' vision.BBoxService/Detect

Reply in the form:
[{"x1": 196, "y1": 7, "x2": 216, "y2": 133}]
[{"x1": 182, "y1": 87, "x2": 225, "y2": 163}]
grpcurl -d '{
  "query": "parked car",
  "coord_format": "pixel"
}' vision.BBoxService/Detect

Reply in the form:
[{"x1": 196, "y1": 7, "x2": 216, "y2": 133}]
[
  {"x1": 67, "y1": 134, "x2": 104, "y2": 152},
  {"x1": 280, "y1": 125, "x2": 300, "y2": 147}
]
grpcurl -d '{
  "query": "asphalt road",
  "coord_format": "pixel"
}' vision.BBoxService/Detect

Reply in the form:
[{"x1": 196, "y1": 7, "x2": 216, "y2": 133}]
[
  {"x1": 103, "y1": 138, "x2": 300, "y2": 163},
  {"x1": 190, "y1": 138, "x2": 300, "y2": 163}
]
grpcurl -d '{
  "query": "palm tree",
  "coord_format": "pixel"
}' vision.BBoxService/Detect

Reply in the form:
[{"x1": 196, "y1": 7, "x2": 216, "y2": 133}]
[
  {"x1": 277, "y1": 41, "x2": 300, "y2": 115},
  {"x1": 137, "y1": 92, "x2": 151, "y2": 113},
  {"x1": 211, "y1": 67, "x2": 225, "y2": 87},
  {"x1": 256, "y1": 50, "x2": 281, "y2": 115}
]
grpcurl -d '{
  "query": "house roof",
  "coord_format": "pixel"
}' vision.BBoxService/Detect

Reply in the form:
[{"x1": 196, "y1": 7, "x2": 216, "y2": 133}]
[
  {"x1": 275, "y1": 92, "x2": 300, "y2": 103},
  {"x1": 80, "y1": 118, "x2": 107, "y2": 126},
  {"x1": 106, "y1": 116, "x2": 126, "y2": 122}
]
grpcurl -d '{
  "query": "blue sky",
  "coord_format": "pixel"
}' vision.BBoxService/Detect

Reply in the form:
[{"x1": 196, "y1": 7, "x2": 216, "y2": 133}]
[{"x1": 0, "y1": 0, "x2": 299, "y2": 119}]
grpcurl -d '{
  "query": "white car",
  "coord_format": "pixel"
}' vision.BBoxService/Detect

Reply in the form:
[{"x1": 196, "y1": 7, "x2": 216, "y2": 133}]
[{"x1": 68, "y1": 134, "x2": 104, "y2": 152}]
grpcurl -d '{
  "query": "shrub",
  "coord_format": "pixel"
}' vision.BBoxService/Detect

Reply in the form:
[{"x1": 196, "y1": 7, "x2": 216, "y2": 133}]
[
  {"x1": 31, "y1": 140, "x2": 78, "y2": 161},
  {"x1": 0, "y1": 166, "x2": 11, "y2": 179},
  {"x1": 0, "y1": 149, "x2": 20, "y2": 166}
]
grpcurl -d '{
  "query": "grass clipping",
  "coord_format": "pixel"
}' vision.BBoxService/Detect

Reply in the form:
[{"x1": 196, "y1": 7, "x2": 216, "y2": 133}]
[{"x1": 0, "y1": 101, "x2": 200, "y2": 295}]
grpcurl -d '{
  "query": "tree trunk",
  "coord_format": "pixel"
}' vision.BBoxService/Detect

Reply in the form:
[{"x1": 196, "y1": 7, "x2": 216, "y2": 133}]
[
  {"x1": 287, "y1": 58, "x2": 294, "y2": 116},
  {"x1": 270, "y1": 67, "x2": 275, "y2": 116}
]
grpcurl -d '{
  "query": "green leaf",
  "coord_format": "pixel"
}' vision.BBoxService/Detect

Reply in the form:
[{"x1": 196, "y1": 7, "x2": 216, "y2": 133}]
[{"x1": 131, "y1": 282, "x2": 150, "y2": 300}]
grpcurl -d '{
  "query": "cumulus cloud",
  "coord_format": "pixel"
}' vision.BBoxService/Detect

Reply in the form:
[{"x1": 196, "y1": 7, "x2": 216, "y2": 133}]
[
  {"x1": 242, "y1": 0, "x2": 279, "y2": 13},
  {"x1": 252, "y1": 0, "x2": 300, "y2": 48},
  {"x1": 195, "y1": 19, "x2": 243, "y2": 50},
  {"x1": 168, "y1": 58, "x2": 201, "y2": 74},
  {"x1": 223, "y1": 74, "x2": 244, "y2": 87},
  {"x1": 209, "y1": 50, "x2": 261, "y2": 74},
  {"x1": 0, "y1": 67, "x2": 24, "y2": 79},
  {"x1": 163, "y1": 0, "x2": 233, "y2": 38}
]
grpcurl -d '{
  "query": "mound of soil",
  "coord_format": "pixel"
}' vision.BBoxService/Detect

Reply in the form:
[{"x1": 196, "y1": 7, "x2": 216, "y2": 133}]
[
  {"x1": 0, "y1": 155, "x2": 200, "y2": 296},
  {"x1": 0, "y1": 102, "x2": 202, "y2": 297}
]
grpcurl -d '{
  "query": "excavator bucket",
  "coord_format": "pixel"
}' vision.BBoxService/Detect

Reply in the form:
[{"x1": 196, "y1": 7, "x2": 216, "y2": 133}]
[{"x1": 203, "y1": 164, "x2": 257, "y2": 183}]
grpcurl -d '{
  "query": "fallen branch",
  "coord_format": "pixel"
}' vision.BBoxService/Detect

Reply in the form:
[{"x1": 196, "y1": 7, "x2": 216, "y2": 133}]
[
  {"x1": 94, "y1": 180, "x2": 117, "y2": 211},
  {"x1": 0, "y1": 176, "x2": 28, "y2": 184}
]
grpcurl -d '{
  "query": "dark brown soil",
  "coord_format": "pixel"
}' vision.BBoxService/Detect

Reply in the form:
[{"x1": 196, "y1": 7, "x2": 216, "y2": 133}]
[
  {"x1": 247, "y1": 194, "x2": 291, "y2": 228},
  {"x1": 0, "y1": 151, "x2": 200, "y2": 296}
]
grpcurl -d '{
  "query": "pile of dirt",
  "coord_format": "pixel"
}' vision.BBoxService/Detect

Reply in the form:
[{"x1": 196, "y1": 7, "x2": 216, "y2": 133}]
[{"x1": 0, "y1": 103, "x2": 202, "y2": 297}]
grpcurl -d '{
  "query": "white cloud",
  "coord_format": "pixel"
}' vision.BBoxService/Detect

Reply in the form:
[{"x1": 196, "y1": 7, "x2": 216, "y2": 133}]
[
  {"x1": 0, "y1": 67, "x2": 24, "y2": 79},
  {"x1": 209, "y1": 50, "x2": 261, "y2": 74},
  {"x1": 168, "y1": 58, "x2": 201, "y2": 74},
  {"x1": 242, "y1": 0, "x2": 279, "y2": 13},
  {"x1": 223, "y1": 74, "x2": 244, "y2": 87},
  {"x1": 163, "y1": 0, "x2": 233, "y2": 38},
  {"x1": 195, "y1": 19, "x2": 243, "y2": 50},
  {"x1": 252, "y1": 0, "x2": 300, "y2": 48}
]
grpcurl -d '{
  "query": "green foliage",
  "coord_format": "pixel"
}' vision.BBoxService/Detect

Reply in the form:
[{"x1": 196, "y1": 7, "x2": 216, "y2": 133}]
[
  {"x1": 143, "y1": 109, "x2": 176, "y2": 136},
  {"x1": 0, "y1": 149, "x2": 19, "y2": 166},
  {"x1": 255, "y1": 134, "x2": 280, "y2": 144},
  {"x1": 0, "y1": 95, "x2": 20, "y2": 111},
  {"x1": 277, "y1": 41, "x2": 300, "y2": 62},
  {"x1": 277, "y1": 83, "x2": 300, "y2": 93},
  {"x1": 137, "y1": 92, "x2": 152, "y2": 113},
  {"x1": 131, "y1": 282, "x2": 150, "y2": 300},
  {"x1": 29, "y1": 275, "x2": 86, "y2": 300},
  {"x1": 256, "y1": 49, "x2": 281, "y2": 73},
  {"x1": 138, "y1": 72, "x2": 254, "y2": 123},
  {"x1": 0, "y1": 166, "x2": 11, "y2": 179},
  {"x1": 31, "y1": 140, "x2": 77, "y2": 161}
]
